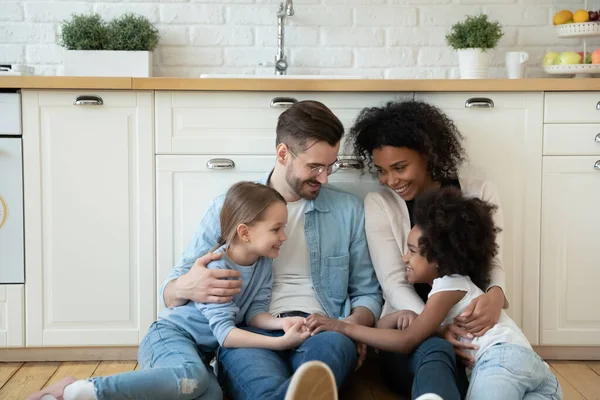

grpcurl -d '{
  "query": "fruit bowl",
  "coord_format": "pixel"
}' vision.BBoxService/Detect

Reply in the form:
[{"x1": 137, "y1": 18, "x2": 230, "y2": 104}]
[
  {"x1": 555, "y1": 21, "x2": 600, "y2": 37},
  {"x1": 543, "y1": 63, "x2": 600, "y2": 76}
]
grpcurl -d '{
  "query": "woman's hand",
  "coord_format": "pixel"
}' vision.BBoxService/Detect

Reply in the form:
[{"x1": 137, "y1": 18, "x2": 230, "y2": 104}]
[
  {"x1": 441, "y1": 324, "x2": 478, "y2": 369},
  {"x1": 454, "y1": 286, "x2": 505, "y2": 337},
  {"x1": 305, "y1": 314, "x2": 347, "y2": 335},
  {"x1": 279, "y1": 322, "x2": 311, "y2": 349},
  {"x1": 281, "y1": 317, "x2": 308, "y2": 333},
  {"x1": 395, "y1": 310, "x2": 418, "y2": 330}
]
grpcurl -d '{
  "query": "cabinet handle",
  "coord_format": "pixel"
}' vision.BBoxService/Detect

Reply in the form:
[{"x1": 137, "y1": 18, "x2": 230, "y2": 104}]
[
  {"x1": 595, "y1": 160, "x2": 600, "y2": 171},
  {"x1": 596, "y1": 101, "x2": 600, "y2": 110},
  {"x1": 337, "y1": 158, "x2": 363, "y2": 171},
  {"x1": 595, "y1": 133, "x2": 600, "y2": 143},
  {"x1": 270, "y1": 97, "x2": 298, "y2": 108},
  {"x1": 465, "y1": 98, "x2": 494, "y2": 108},
  {"x1": 206, "y1": 158, "x2": 235, "y2": 170},
  {"x1": 73, "y1": 95, "x2": 103, "y2": 106}
]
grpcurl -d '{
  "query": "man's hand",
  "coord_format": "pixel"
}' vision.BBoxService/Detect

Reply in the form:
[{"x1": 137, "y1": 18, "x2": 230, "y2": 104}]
[
  {"x1": 173, "y1": 252, "x2": 242, "y2": 304},
  {"x1": 454, "y1": 286, "x2": 504, "y2": 337},
  {"x1": 441, "y1": 324, "x2": 478, "y2": 369},
  {"x1": 395, "y1": 310, "x2": 418, "y2": 330}
]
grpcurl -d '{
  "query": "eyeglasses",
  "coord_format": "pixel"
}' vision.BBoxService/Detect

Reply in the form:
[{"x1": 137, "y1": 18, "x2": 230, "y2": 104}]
[{"x1": 288, "y1": 148, "x2": 340, "y2": 178}]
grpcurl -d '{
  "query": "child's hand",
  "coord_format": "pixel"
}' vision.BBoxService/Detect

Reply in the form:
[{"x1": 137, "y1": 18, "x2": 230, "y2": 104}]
[
  {"x1": 396, "y1": 310, "x2": 418, "y2": 330},
  {"x1": 281, "y1": 317, "x2": 308, "y2": 333},
  {"x1": 280, "y1": 321, "x2": 311, "y2": 349}
]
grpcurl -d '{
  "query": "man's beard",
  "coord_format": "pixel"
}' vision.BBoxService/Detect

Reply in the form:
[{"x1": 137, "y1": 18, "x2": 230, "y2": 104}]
[{"x1": 286, "y1": 168, "x2": 321, "y2": 200}]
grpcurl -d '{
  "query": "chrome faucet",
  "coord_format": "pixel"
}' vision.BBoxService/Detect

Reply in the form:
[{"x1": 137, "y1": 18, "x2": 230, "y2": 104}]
[{"x1": 274, "y1": 0, "x2": 294, "y2": 75}]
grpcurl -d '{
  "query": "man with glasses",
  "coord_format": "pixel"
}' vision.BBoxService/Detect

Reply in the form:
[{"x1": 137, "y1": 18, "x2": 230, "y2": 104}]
[{"x1": 159, "y1": 100, "x2": 382, "y2": 400}]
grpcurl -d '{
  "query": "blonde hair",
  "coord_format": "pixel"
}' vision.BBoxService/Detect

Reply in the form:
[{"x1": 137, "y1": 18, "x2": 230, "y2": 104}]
[{"x1": 213, "y1": 181, "x2": 286, "y2": 251}]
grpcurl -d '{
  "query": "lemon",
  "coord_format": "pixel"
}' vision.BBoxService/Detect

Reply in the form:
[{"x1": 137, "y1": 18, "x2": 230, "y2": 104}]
[
  {"x1": 573, "y1": 9, "x2": 590, "y2": 22},
  {"x1": 553, "y1": 10, "x2": 574, "y2": 25}
]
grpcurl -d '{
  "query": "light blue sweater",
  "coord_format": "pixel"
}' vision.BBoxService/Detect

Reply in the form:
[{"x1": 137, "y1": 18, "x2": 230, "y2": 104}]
[{"x1": 158, "y1": 246, "x2": 273, "y2": 352}]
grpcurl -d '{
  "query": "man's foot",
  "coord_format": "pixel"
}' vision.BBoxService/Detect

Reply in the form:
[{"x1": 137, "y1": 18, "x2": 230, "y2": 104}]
[
  {"x1": 27, "y1": 376, "x2": 77, "y2": 400},
  {"x1": 284, "y1": 361, "x2": 338, "y2": 400},
  {"x1": 415, "y1": 394, "x2": 444, "y2": 400}
]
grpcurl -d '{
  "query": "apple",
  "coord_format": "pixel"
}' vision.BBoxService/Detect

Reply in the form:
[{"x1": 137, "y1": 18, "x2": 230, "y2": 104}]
[
  {"x1": 554, "y1": 51, "x2": 582, "y2": 65},
  {"x1": 578, "y1": 52, "x2": 593, "y2": 63},
  {"x1": 592, "y1": 49, "x2": 600, "y2": 64},
  {"x1": 543, "y1": 52, "x2": 560, "y2": 66},
  {"x1": 590, "y1": 11, "x2": 599, "y2": 21}
]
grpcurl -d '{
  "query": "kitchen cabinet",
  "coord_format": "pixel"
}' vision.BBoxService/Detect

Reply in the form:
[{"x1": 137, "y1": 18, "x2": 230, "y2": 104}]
[
  {"x1": 155, "y1": 154, "x2": 379, "y2": 314},
  {"x1": 540, "y1": 157, "x2": 600, "y2": 345},
  {"x1": 0, "y1": 285, "x2": 24, "y2": 347},
  {"x1": 21, "y1": 91, "x2": 155, "y2": 346},
  {"x1": 155, "y1": 91, "x2": 409, "y2": 156},
  {"x1": 415, "y1": 92, "x2": 544, "y2": 344},
  {"x1": 540, "y1": 93, "x2": 600, "y2": 346}
]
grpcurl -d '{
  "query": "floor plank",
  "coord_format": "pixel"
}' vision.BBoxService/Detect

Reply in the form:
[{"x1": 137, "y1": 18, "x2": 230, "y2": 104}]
[
  {"x1": 0, "y1": 363, "x2": 23, "y2": 390},
  {"x1": 135, "y1": 363, "x2": 141, "y2": 371},
  {"x1": 0, "y1": 362, "x2": 60, "y2": 400},
  {"x1": 588, "y1": 361, "x2": 600, "y2": 377},
  {"x1": 91, "y1": 361, "x2": 137, "y2": 377},
  {"x1": 550, "y1": 365, "x2": 586, "y2": 400},
  {"x1": 551, "y1": 362, "x2": 600, "y2": 400},
  {"x1": 44, "y1": 362, "x2": 100, "y2": 388}
]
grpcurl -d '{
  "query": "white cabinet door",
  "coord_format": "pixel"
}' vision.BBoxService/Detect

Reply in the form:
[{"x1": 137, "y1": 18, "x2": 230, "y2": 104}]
[
  {"x1": 22, "y1": 91, "x2": 155, "y2": 346},
  {"x1": 156, "y1": 155, "x2": 379, "y2": 314},
  {"x1": 540, "y1": 156, "x2": 600, "y2": 345},
  {"x1": 0, "y1": 285, "x2": 24, "y2": 347},
  {"x1": 415, "y1": 92, "x2": 544, "y2": 343},
  {"x1": 155, "y1": 92, "x2": 410, "y2": 155}
]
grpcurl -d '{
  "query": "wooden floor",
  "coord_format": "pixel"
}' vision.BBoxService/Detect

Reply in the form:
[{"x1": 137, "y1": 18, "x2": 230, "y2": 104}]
[{"x1": 0, "y1": 360, "x2": 598, "y2": 399}]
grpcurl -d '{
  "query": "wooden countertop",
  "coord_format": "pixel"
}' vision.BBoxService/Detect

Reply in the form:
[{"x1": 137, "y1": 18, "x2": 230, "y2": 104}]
[{"x1": 2, "y1": 76, "x2": 600, "y2": 91}]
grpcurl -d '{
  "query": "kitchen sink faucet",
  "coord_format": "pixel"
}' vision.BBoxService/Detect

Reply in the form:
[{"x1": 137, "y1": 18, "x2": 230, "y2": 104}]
[{"x1": 274, "y1": 0, "x2": 294, "y2": 75}]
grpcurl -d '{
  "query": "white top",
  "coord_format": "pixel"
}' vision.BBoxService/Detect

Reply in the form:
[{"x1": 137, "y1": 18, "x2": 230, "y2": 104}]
[
  {"x1": 430, "y1": 274, "x2": 531, "y2": 361},
  {"x1": 269, "y1": 199, "x2": 325, "y2": 316},
  {"x1": 364, "y1": 176, "x2": 507, "y2": 317}
]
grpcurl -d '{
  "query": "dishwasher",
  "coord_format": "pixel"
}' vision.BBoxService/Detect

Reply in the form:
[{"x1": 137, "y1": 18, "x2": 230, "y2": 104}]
[{"x1": 0, "y1": 91, "x2": 25, "y2": 284}]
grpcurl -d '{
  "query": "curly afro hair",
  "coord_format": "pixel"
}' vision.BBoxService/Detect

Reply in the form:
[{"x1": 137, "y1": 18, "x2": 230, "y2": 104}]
[
  {"x1": 349, "y1": 100, "x2": 466, "y2": 181},
  {"x1": 413, "y1": 187, "x2": 500, "y2": 290}
]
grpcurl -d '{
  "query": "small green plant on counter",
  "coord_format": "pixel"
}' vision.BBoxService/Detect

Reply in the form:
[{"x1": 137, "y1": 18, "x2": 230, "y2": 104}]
[
  {"x1": 59, "y1": 13, "x2": 108, "y2": 50},
  {"x1": 59, "y1": 13, "x2": 159, "y2": 51},
  {"x1": 107, "y1": 14, "x2": 160, "y2": 52},
  {"x1": 446, "y1": 14, "x2": 504, "y2": 51}
]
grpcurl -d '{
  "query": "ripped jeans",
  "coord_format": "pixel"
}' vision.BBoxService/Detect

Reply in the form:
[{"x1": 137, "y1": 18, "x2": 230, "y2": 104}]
[{"x1": 91, "y1": 320, "x2": 222, "y2": 400}]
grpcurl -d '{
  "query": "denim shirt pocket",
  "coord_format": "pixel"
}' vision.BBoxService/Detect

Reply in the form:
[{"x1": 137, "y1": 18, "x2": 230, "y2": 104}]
[{"x1": 325, "y1": 254, "x2": 350, "y2": 300}]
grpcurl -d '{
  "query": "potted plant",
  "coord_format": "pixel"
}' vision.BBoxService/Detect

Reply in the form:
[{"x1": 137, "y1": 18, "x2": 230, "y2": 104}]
[
  {"x1": 446, "y1": 14, "x2": 503, "y2": 79},
  {"x1": 61, "y1": 13, "x2": 159, "y2": 77}
]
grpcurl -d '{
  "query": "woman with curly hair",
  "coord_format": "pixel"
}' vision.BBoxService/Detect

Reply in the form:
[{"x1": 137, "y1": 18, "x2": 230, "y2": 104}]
[
  {"x1": 307, "y1": 188, "x2": 562, "y2": 400},
  {"x1": 350, "y1": 100, "x2": 508, "y2": 399}
]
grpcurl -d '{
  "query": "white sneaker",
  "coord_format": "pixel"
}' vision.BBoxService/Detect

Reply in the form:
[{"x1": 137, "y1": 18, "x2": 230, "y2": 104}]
[
  {"x1": 284, "y1": 361, "x2": 338, "y2": 400},
  {"x1": 415, "y1": 394, "x2": 444, "y2": 400}
]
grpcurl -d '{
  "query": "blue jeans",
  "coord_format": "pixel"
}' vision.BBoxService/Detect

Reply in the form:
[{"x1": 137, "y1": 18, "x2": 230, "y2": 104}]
[
  {"x1": 379, "y1": 336, "x2": 468, "y2": 400},
  {"x1": 467, "y1": 344, "x2": 562, "y2": 400},
  {"x1": 218, "y1": 326, "x2": 357, "y2": 400},
  {"x1": 92, "y1": 320, "x2": 222, "y2": 400}
]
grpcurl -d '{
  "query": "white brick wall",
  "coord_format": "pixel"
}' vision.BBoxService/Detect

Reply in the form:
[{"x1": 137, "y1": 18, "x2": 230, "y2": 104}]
[{"x1": 0, "y1": 0, "x2": 596, "y2": 78}]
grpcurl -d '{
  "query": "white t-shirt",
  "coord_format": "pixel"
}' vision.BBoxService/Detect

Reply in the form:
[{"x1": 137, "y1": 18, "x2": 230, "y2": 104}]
[
  {"x1": 269, "y1": 199, "x2": 325, "y2": 316},
  {"x1": 429, "y1": 274, "x2": 531, "y2": 361}
]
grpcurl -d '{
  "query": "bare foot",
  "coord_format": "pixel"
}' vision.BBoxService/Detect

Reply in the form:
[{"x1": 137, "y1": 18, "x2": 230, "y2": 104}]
[{"x1": 28, "y1": 376, "x2": 77, "y2": 400}]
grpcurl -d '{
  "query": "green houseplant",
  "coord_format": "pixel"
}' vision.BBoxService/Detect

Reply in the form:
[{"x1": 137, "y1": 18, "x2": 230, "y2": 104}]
[
  {"x1": 60, "y1": 13, "x2": 160, "y2": 77},
  {"x1": 446, "y1": 14, "x2": 504, "y2": 79}
]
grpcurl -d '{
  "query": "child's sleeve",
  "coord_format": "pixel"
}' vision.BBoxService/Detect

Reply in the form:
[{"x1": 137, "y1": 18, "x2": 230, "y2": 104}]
[
  {"x1": 195, "y1": 258, "x2": 240, "y2": 346},
  {"x1": 244, "y1": 266, "x2": 273, "y2": 325},
  {"x1": 428, "y1": 275, "x2": 470, "y2": 297}
]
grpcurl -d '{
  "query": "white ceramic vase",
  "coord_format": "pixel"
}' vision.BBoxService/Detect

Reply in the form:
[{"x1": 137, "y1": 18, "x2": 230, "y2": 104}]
[
  {"x1": 63, "y1": 50, "x2": 153, "y2": 77},
  {"x1": 457, "y1": 48, "x2": 491, "y2": 79}
]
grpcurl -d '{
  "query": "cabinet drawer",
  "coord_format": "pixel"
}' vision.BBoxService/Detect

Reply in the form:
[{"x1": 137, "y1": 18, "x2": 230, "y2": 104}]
[
  {"x1": 155, "y1": 91, "x2": 409, "y2": 155},
  {"x1": 543, "y1": 124, "x2": 600, "y2": 156},
  {"x1": 544, "y1": 92, "x2": 600, "y2": 123}
]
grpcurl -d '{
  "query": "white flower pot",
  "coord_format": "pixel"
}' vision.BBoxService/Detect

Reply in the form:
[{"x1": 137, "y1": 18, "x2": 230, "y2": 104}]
[
  {"x1": 457, "y1": 48, "x2": 491, "y2": 79},
  {"x1": 64, "y1": 50, "x2": 153, "y2": 77}
]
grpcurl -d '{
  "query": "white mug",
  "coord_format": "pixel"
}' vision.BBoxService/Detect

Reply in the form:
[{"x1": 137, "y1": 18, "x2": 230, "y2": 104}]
[{"x1": 505, "y1": 51, "x2": 529, "y2": 79}]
